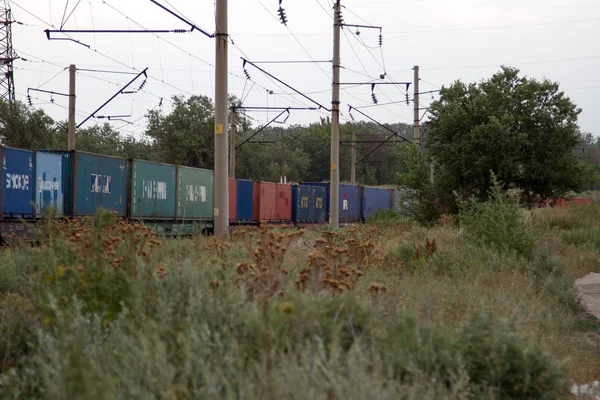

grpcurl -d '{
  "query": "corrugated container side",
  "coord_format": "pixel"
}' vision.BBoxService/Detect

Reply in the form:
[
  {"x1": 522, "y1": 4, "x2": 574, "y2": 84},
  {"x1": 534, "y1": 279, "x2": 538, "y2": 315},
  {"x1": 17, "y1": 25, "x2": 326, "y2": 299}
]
[
  {"x1": 387, "y1": 189, "x2": 396, "y2": 210},
  {"x1": 1, "y1": 146, "x2": 35, "y2": 218},
  {"x1": 236, "y1": 179, "x2": 254, "y2": 221},
  {"x1": 72, "y1": 152, "x2": 128, "y2": 217},
  {"x1": 229, "y1": 179, "x2": 237, "y2": 221},
  {"x1": 301, "y1": 182, "x2": 330, "y2": 215},
  {"x1": 253, "y1": 181, "x2": 277, "y2": 221},
  {"x1": 176, "y1": 166, "x2": 213, "y2": 220},
  {"x1": 130, "y1": 160, "x2": 176, "y2": 219},
  {"x1": 292, "y1": 185, "x2": 313, "y2": 222},
  {"x1": 276, "y1": 183, "x2": 292, "y2": 221},
  {"x1": 35, "y1": 151, "x2": 64, "y2": 217},
  {"x1": 339, "y1": 184, "x2": 361, "y2": 222},
  {"x1": 363, "y1": 187, "x2": 390, "y2": 220},
  {"x1": 313, "y1": 186, "x2": 327, "y2": 222}
]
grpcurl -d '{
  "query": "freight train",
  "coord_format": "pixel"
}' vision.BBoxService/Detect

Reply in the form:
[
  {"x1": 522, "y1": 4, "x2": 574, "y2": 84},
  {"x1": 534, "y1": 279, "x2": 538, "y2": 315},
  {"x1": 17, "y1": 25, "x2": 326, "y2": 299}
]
[{"x1": 0, "y1": 145, "x2": 405, "y2": 240}]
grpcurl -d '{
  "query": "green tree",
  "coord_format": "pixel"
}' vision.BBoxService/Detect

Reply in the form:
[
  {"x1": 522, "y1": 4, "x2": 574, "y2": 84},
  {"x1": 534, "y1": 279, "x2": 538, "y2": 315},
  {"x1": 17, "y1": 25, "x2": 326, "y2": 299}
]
[
  {"x1": 146, "y1": 95, "x2": 215, "y2": 168},
  {"x1": 426, "y1": 67, "x2": 591, "y2": 203},
  {"x1": 0, "y1": 100, "x2": 59, "y2": 149}
]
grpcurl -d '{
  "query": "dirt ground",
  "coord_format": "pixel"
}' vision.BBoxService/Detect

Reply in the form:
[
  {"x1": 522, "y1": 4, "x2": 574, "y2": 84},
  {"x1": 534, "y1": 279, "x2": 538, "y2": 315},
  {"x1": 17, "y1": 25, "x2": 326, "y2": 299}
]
[{"x1": 575, "y1": 273, "x2": 600, "y2": 320}]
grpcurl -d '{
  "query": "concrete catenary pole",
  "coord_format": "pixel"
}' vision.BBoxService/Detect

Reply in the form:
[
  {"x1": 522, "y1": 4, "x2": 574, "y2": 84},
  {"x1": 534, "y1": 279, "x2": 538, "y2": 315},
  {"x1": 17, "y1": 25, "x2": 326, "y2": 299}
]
[
  {"x1": 330, "y1": 0, "x2": 341, "y2": 228},
  {"x1": 214, "y1": 0, "x2": 229, "y2": 235},
  {"x1": 413, "y1": 65, "x2": 419, "y2": 147},
  {"x1": 229, "y1": 108, "x2": 236, "y2": 179},
  {"x1": 350, "y1": 129, "x2": 356, "y2": 184},
  {"x1": 68, "y1": 64, "x2": 76, "y2": 150}
]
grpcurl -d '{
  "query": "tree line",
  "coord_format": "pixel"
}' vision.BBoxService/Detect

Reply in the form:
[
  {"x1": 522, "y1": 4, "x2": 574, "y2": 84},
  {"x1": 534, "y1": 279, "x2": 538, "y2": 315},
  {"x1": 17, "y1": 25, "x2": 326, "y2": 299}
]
[
  {"x1": 0, "y1": 95, "x2": 411, "y2": 185},
  {"x1": 1, "y1": 66, "x2": 599, "y2": 221}
]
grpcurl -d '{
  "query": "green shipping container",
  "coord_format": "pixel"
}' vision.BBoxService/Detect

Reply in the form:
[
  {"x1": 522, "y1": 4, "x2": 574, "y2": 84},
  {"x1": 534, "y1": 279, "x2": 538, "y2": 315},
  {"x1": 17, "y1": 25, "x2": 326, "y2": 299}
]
[
  {"x1": 130, "y1": 160, "x2": 176, "y2": 219},
  {"x1": 176, "y1": 166, "x2": 213, "y2": 220}
]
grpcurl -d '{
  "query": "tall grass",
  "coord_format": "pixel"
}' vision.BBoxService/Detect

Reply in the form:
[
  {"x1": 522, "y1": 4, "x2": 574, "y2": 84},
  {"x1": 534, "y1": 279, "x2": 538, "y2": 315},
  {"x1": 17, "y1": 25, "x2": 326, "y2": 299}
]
[{"x1": 0, "y1": 202, "x2": 599, "y2": 398}]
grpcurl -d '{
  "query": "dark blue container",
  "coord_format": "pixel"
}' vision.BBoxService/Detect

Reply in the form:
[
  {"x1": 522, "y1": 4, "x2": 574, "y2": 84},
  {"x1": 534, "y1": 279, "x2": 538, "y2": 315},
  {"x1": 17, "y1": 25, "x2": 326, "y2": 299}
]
[
  {"x1": 313, "y1": 186, "x2": 327, "y2": 222},
  {"x1": 301, "y1": 182, "x2": 330, "y2": 215},
  {"x1": 62, "y1": 151, "x2": 128, "y2": 217},
  {"x1": 292, "y1": 185, "x2": 328, "y2": 223},
  {"x1": 1, "y1": 146, "x2": 35, "y2": 218},
  {"x1": 300, "y1": 182, "x2": 361, "y2": 223},
  {"x1": 339, "y1": 184, "x2": 361, "y2": 223},
  {"x1": 363, "y1": 186, "x2": 391, "y2": 220},
  {"x1": 236, "y1": 179, "x2": 254, "y2": 221},
  {"x1": 35, "y1": 151, "x2": 64, "y2": 217}
]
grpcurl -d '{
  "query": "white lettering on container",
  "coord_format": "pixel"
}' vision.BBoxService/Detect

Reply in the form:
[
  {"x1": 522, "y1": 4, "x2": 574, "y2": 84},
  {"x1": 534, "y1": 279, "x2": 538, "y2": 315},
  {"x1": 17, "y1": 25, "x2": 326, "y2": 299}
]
[
  {"x1": 343, "y1": 199, "x2": 349, "y2": 210},
  {"x1": 38, "y1": 177, "x2": 60, "y2": 193},
  {"x1": 91, "y1": 174, "x2": 111, "y2": 194},
  {"x1": 185, "y1": 185, "x2": 207, "y2": 203},
  {"x1": 5, "y1": 174, "x2": 30, "y2": 191},
  {"x1": 142, "y1": 180, "x2": 167, "y2": 200}
]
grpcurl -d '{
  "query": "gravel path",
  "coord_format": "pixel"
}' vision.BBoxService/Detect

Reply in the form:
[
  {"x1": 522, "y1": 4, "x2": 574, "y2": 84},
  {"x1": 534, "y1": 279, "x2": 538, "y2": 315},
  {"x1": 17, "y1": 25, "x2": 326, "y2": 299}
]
[
  {"x1": 575, "y1": 273, "x2": 600, "y2": 320},
  {"x1": 572, "y1": 274, "x2": 600, "y2": 399}
]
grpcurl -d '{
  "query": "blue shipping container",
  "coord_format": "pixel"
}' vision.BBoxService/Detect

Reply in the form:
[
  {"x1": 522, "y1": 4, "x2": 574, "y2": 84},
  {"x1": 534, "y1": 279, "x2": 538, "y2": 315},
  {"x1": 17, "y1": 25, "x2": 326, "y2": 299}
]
[
  {"x1": 301, "y1": 182, "x2": 330, "y2": 215},
  {"x1": 300, "y1": 183, "x2": 361, "y2": 223},
  {"x1": 236, "y1": 179, "x2": 254, "y2": 221},
  {"x1": 35, "y1": 152, "x2": 64, "y2": 217},
  {"x1": 1, "y1": 146, "x2": 35, "y2": 218},
  {"x1": 313, "y1": 186, "x2": 327, "y2": 222},
  {"x1": 363, "y1": 187, "x2": 390, "y2": 220},
  {"x1": 69, "y1": 152, "x2": 128, "y2": 217},
  {"x1": 292, "y1": 185, "x2": 327, "y2": 223}
]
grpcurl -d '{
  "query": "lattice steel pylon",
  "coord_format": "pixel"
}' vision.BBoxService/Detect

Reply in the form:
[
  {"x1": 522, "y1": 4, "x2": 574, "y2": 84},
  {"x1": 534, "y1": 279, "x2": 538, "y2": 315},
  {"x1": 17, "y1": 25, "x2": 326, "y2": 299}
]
[{"x1": 0, "y1": 0, "x2": 16, "y2": 102}]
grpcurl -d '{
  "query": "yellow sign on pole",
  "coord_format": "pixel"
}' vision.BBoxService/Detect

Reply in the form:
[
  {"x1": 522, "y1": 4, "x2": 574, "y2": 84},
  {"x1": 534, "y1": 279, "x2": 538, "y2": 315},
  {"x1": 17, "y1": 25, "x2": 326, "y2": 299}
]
[
  {"x1": 215, "y1": 124, "x2": 224, "y2": 134},
  {"x1": 331, "y1": 163, "x2": 337, "y2": 170}
]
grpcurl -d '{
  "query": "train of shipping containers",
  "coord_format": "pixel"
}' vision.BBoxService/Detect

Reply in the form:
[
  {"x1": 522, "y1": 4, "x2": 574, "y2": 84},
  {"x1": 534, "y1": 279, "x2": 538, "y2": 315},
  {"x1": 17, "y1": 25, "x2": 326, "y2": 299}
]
[
  {"x1": 1, "y1": 146, "x2": 35, "y2": 218},
  {"x1": 292, "y1": 184, "x2": 327, "y2": 223},
  {"x1": 57, "y1": 151, "x2": 129, "y2": 217},
  {"x1": 302, "y1": 182, "x2": 362, "y2": 223},
  {"x1": 176, "y1": 166, "x2": 213, "y2": 221},
  {"x1": 229, "y1": 179, "x2": 237, "y2": 221},
  {"x1": 129, "y1": 160, "x2": 176, "y2": 219},
  {"x1": 236, "y1": 179, "x2": 254, "y2": 222},
  {"x1": 362, "y1": 186, "x2": 392, "y2": 220}
]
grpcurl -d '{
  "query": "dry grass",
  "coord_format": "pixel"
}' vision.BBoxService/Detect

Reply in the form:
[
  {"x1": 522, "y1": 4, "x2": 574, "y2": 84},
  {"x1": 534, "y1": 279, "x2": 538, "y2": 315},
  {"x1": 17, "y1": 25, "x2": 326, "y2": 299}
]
[{"x1": 1, "y1": 203, "x2": 600, "y2": 397}]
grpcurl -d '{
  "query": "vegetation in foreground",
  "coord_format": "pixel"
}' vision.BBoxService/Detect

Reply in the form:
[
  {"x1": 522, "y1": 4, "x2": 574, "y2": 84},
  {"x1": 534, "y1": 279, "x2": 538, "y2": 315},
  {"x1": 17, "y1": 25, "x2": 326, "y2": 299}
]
[{"x1": 1, "y1": 191, "x2": 600, "y2": 398}]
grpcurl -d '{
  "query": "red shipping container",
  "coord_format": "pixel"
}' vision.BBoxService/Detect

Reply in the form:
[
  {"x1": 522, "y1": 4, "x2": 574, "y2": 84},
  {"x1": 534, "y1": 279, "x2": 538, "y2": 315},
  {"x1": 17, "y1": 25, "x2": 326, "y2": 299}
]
[
  {"x1": 573, "y1": 197, "x2": 591, "y2": 206},
  {"x1": 253, "y1": 181, "x2": 277, "y2": 221},
  {"x1": 229, "y1": 178, "x2": 237, "y2": 221},
  {"x1": 276, "y1": 184, "x2": 292, "y2": 221}
]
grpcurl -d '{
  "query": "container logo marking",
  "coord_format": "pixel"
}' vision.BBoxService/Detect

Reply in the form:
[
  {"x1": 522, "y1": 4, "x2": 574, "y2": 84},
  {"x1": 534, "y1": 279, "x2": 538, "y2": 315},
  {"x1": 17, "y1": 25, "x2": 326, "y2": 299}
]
[
  {"x1": 142, "y1": 180, "x2": 167, "y2": 200},
  {"x1": 343, "y1": 200, "x2": 349, "y2": 210},
  {"x1": 185, "y1": 185, "x2": 207, "y2": 203},
  {"x1": 38, "y1": 177, "x2": 60, "y2": 192},
  {"x1": 5, "y1": 173, "x2": 30, "y2": 191},
  {"x1": 91, "y1": 174, "x2": 112, "y2": 194}
]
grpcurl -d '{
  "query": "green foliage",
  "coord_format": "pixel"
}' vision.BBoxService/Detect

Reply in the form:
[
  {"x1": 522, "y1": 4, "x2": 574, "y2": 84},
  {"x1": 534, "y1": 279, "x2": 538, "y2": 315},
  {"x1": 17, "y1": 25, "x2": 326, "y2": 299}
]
[
  {"x1": 145, "y1": 95, "x2": 215, "y2": 168},
  {"x1": 426, "y1": 66, "x2": 592, "y2": 202},
  {"x1": 528, "y1": 251, "x2": 581, "y2": 313},
  {"x1": 397, "y1": 145, "x2": 456, "y2": 226},
  {"x1": 458, "y1": 173, "x2": 534, "y2": 258},
  {"x1": 0, "y1": 100, "x2": 59, "y2": 149},
  {"x1": 0, "y1": 216, "x2": 574, "y2": 399}
]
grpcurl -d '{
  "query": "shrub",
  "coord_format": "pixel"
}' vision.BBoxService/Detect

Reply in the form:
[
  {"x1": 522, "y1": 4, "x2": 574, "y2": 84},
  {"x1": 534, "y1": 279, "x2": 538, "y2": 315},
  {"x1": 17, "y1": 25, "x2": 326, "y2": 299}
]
[{"x1": 458, "y1": 174, "x2": 534, "y2": 259}]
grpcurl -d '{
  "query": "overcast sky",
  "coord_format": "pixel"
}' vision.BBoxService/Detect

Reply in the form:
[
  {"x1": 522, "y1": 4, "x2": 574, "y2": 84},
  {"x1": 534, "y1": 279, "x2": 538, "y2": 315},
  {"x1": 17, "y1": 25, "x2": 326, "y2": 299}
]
[{"x1": 10, "y1": 0, "x2": 600, "y2": 139}]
